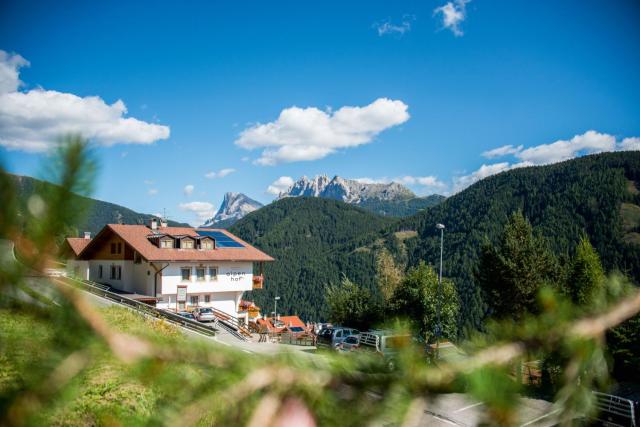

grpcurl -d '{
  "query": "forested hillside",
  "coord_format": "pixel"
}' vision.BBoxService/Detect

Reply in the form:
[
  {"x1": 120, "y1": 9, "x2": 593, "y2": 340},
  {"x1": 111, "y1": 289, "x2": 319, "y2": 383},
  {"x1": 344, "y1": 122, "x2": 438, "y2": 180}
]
[
  {"x1": 234, "y1": 152, "x2": 640, "y2": 327},
  {"x1": 356, "y1": 194, "x2": 445, "y2": 217},
  {"x1": 230, "y1": 197, "x2": 395, "y2": 320},
  {"x1": 10, "y1": 174, "x2": 189, "y2": 238},
  {"x1": 396, "y1": 151, "x2": 640, "y2": 332}
]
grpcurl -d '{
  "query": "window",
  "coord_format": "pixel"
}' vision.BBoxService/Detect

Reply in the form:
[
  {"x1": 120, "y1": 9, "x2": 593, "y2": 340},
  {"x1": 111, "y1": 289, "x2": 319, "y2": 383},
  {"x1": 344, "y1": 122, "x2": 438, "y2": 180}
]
[
  {"x1": 110, "y1": 243, "x2": 116, "y2": 254},
  {"x1": 204, "y1": 295, "x2": 210, "y2": 303},
  {"x1": 117, "y1": 242, "x2": 122, "y2": 254},
  {"x1": 190, "y1": 295, "x2": 199, "y2": 305},
  {"x1": 209, "y1": 267, "x2": 218, "y2": 281},
  {"x1": 181, "y1": 267, "x2": 191, "y2": 281},
  {"x1": 201, "y1": 239, "x2": 214, "y2": 250},
  {"x1": 98, "y1": 265, "x2": 103, "y2": 279},
  {"x1": 109, "y1": 265, "x2": 122, "y2": 280},
  {"x1": 182, "y1": 239, "x2": 194, "y2": 249},
  {"x1": 196, "y1": 268, "x2": 205, "y2": 281},
  {"x1": 161, "y1": 239, "x2": 174, "y2": 249}
]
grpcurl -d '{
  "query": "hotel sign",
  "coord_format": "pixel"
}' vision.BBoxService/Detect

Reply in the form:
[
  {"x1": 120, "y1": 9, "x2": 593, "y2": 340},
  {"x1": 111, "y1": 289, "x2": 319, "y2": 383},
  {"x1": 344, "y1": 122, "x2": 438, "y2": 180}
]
[
  {"x1": 226, "y1": 269, "x2": 247, "y2": 282},
  {"x1": 177, "y1": 285, "x2": 188, "y2": 302}
]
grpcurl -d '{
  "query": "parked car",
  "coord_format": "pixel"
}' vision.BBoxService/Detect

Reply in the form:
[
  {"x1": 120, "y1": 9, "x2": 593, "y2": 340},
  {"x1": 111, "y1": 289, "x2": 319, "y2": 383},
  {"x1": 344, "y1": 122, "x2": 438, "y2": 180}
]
[
  {"x1": 177, "y1": 311, "x2": 196, "y2": 320},
  {"x1": 358, "y1": 330, "x2": 412, "y2": 370},
  {"x1": 338, "y1": 334, "x2": 360, "y2": 352},
  {"x1": 316, "y1": 327, "x2": 359, "y2": 350},
  {"x1": 314, "y1": 322, "x2": 333, "y2": 334},
  {"x1": 193, "y1": 307, "x2": 216, "y2": 322}
]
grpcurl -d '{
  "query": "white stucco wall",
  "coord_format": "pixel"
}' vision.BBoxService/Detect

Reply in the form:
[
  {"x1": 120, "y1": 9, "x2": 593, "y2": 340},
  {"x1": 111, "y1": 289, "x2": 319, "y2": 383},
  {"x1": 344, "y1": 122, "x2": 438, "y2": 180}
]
[
  {"x1": 85, "y1": 259, "x2": 255, "y2": 317},
  {"x1": 66, "y1": 259, "x2": 89, "y2": 280},
  {"x1": 88, "y1": 259, "x2": 130, "y2": 289},
  {"x1": 160, "y1": 261, "x2": 253, "y2": 295}
]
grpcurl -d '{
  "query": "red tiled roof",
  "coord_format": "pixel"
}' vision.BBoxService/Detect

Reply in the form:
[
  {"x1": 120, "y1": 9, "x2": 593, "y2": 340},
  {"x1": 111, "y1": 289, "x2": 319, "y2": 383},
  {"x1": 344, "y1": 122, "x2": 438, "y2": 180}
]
[
  {"x1": 65, "y1": 238, "x2": 91, "y2": 256},
  {"x1": 255, "y1": 316, "x2": 306, "y2": 333},
  {"x1": 278, "y1": 316, "x2": 306, "y2": 329},
  {"x1": 77, "y1": 224, "x2": 274, "y2": 262}
]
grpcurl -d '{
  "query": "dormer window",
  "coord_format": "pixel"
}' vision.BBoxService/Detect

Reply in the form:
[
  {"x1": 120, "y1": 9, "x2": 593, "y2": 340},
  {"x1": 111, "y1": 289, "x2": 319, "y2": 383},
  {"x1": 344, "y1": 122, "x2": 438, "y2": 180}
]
[
  {"x1": 200, "y1": 238, "x2": 214, "y2": 250},
  {"x1": 181, "y1": 237, "x2": 195, "y2": 249},
  {"x1": 160, "y1": 238, "x2": 174, "y2": 249}
]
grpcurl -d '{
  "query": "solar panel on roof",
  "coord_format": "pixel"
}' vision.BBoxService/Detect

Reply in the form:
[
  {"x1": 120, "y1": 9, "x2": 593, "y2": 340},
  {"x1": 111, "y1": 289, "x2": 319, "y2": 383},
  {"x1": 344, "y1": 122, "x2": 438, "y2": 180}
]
[{"x1": 196, "y1": 230, "x2": 245, "y2": 248}]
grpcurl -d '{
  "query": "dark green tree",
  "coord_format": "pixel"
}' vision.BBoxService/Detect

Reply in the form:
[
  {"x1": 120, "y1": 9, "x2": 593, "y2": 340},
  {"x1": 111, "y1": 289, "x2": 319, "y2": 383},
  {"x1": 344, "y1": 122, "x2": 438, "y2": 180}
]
[
  {"x1": 607, "y1": 314, "x2": 640, "y2": 381},
  {"x1": 476, "y1": 211, "x2": 558, "y2": 320},
  {"x1": 389, "y1": 261, "x2": 459, "y2": 341},
  {"x1": 565, "y1": 235, "x2": 605, "y2": 307},
  {"x1": 326, "y1": 277, "x2": 378, "y2": 330}
]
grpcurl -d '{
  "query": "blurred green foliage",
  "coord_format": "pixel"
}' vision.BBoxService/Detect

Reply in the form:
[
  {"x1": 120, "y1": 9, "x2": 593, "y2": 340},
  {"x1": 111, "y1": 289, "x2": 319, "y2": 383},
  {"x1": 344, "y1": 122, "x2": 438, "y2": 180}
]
[{"x1": 1, "y1": 137, "x2": 640, "y2": 427}]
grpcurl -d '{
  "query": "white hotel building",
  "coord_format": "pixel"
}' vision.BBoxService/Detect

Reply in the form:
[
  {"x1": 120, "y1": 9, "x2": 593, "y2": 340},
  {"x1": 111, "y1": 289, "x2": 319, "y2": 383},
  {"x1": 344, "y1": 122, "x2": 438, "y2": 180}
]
[{"x1": 63, "y1": 220, "x2": 273, "y2": 319}]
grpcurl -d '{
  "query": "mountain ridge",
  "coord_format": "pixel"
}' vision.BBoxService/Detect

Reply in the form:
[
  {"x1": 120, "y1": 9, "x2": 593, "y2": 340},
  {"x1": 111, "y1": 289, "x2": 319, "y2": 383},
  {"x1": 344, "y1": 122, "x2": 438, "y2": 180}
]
[
  {"x1": 279, "y1": 175, "x2": 444, "y2": 217},
  {"x1": 202, "y1": 192, "x2": 263, "y2": 228}
]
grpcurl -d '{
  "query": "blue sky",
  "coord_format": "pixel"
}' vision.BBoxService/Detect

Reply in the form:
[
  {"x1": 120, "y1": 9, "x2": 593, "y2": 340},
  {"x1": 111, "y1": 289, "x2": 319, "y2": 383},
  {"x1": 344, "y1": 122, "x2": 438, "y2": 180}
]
[{"x1": 1, "y1": 0, "x2": 639, "y2": 225}]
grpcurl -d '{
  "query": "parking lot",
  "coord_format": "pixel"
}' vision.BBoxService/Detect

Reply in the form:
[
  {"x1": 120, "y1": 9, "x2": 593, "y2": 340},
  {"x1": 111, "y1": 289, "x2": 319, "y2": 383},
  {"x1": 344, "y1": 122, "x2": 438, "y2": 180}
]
[{"x1": 418, "y1": 393, "x2": 557, "y2": 426}]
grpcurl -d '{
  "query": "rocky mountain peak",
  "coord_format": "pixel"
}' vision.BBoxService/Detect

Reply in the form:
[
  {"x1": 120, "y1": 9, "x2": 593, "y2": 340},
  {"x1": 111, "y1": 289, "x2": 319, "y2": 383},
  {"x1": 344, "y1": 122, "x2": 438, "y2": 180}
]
[
  {"x1": 279, "y1": 175, "x2": 415, "y2": 203},
  {"x1": 201, "y1": 192, "x2": 263, "y2": 228}
]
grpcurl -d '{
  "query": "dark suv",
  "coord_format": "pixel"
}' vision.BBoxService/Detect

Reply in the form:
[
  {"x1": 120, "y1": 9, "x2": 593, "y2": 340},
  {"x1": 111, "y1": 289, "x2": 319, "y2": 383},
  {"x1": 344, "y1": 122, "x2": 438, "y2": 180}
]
[{"x1": 316, "y1": 327, "x2": 359, "y2": 350}]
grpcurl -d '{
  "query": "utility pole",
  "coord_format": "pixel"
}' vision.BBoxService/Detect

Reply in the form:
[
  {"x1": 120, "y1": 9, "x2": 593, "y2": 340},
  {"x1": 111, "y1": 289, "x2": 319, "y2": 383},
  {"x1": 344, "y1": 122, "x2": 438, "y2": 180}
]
[
  {"x1": 435, "y1": 223, "x2": 445, "y2": 357},
  {"x1": 274, "y1": 296, "x2": 280, "y2": 320}
]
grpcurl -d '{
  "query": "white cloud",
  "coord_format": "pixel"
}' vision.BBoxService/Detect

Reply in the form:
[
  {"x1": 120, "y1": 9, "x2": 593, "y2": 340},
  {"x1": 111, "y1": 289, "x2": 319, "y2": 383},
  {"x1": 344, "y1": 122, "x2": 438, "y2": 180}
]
[
  {"x1": 354, "y1": 177, "x2": 389, "y2": 185},
  {"x1": 620, "y1": 137, "x2": 640, "y2": 151},
  {"x1": 455, "y1": 130, "x2": 640, "y2": 193},
  {"x1": 235, "y1": 98, "x2": 410, "y2": 165},
  {"x1": 434, "y1": 0, "x2": 470, "y2": 37},
  {"x1": 143, "y1": 179, "x2": 154, "y2": 185},
  {"x1": 0, "y1": 51, "x2": 29, "y2": 93},
  {"x1": 453, "y1": 162, "x2": 532, "y2": 192},
  {"x1": 398, "y1": 175, "x2": 447, "y2": 190},
  {"x1": 183, "y1": 184, "x2": 194, "y2": 196},
  {"x1": 205, "y1": 168, "x2": 236, "y2": 179},
  {"x1": 0, "y1": 50, "x2": 170, "y2": 152},
  {"x1": 482, "y1": 144, "x2": 523, "y2": 159},
  {"x1": 516, "y1": 130, "x2": 617, "y2": 165},
  {"x1": 179, "y1": 201, "x2": 216, "y2": 222},
  {"x1": 267, "y1": 176, "x2": 295, "y2": 195},
  {"x1": 374, "y1": 16, "x2": 414, "y2": 36},
  {"x1": 148, "y1": 188, "x2": 159, "y2": 196}
]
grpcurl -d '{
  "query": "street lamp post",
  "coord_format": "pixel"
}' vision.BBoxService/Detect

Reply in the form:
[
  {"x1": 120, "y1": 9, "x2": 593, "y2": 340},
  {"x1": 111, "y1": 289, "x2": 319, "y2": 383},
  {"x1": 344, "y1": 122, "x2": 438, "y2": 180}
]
[
  {"x1": 274, "y1": 296, "x2": 280, "y2": 319},
  {"x1": 435, "y1": 223, "x2": 445, "y2": 347}
]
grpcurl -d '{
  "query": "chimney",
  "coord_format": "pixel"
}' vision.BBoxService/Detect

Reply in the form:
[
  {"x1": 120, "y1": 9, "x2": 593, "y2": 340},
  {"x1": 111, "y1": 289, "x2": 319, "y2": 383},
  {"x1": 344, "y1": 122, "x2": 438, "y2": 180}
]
[
  {"x1": 150, "y1": 218, "x2": 158, "y2": 230},
  {"x1": 83, "y1": 231, "x2": 91, "y2": 240},
  {"x1": 160, "y1": 219, "x2": 168, "y2": 228}
]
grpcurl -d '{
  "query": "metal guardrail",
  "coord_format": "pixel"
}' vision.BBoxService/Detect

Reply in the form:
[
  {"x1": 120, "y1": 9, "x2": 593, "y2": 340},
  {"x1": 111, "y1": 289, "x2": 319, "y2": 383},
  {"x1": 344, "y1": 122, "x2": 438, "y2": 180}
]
[
  {"x1": 205, "y1": 306, "x2": 252, "y2": 341},
  {"x1": 57, "y1": 276, "x2": 220, "y2": 338},
  {"x1": 593, "y1": 391, "x2": 638, "y2": 427}
]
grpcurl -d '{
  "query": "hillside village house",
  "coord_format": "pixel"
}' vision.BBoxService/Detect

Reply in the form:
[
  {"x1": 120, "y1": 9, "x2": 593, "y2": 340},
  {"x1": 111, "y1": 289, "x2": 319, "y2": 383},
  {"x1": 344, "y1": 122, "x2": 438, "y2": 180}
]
[{"x1": 62, "y1": 219, "x2": 274, "y2": 320}]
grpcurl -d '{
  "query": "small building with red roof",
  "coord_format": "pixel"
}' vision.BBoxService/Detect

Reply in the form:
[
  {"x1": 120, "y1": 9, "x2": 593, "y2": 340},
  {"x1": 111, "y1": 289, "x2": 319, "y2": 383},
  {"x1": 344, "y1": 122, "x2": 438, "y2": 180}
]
[{"x1": 64, "y1": 219, "x2": 274, "y2": 318}]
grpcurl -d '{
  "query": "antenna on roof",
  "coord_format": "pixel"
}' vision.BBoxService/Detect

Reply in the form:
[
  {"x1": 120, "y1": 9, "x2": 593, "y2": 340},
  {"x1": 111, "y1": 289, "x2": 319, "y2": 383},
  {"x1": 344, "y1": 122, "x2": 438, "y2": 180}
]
[{"x1": 160, "y1": 208, "x2": 170, "y2": 228}]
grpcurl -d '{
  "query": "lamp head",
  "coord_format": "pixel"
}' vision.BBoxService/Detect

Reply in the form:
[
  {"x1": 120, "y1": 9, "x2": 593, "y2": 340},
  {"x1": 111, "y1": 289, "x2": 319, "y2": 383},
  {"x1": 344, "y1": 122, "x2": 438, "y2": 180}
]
[{"x1": 436, "y1": 223, "x2": 445, "y2": 230}]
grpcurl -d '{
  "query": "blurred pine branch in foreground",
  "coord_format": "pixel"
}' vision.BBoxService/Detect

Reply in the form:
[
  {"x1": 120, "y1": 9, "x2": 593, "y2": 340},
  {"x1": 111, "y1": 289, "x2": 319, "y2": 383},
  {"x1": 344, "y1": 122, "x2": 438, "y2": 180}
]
[{"x1": 1, "y1": 136, "x2": 639, "y2": 426}]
